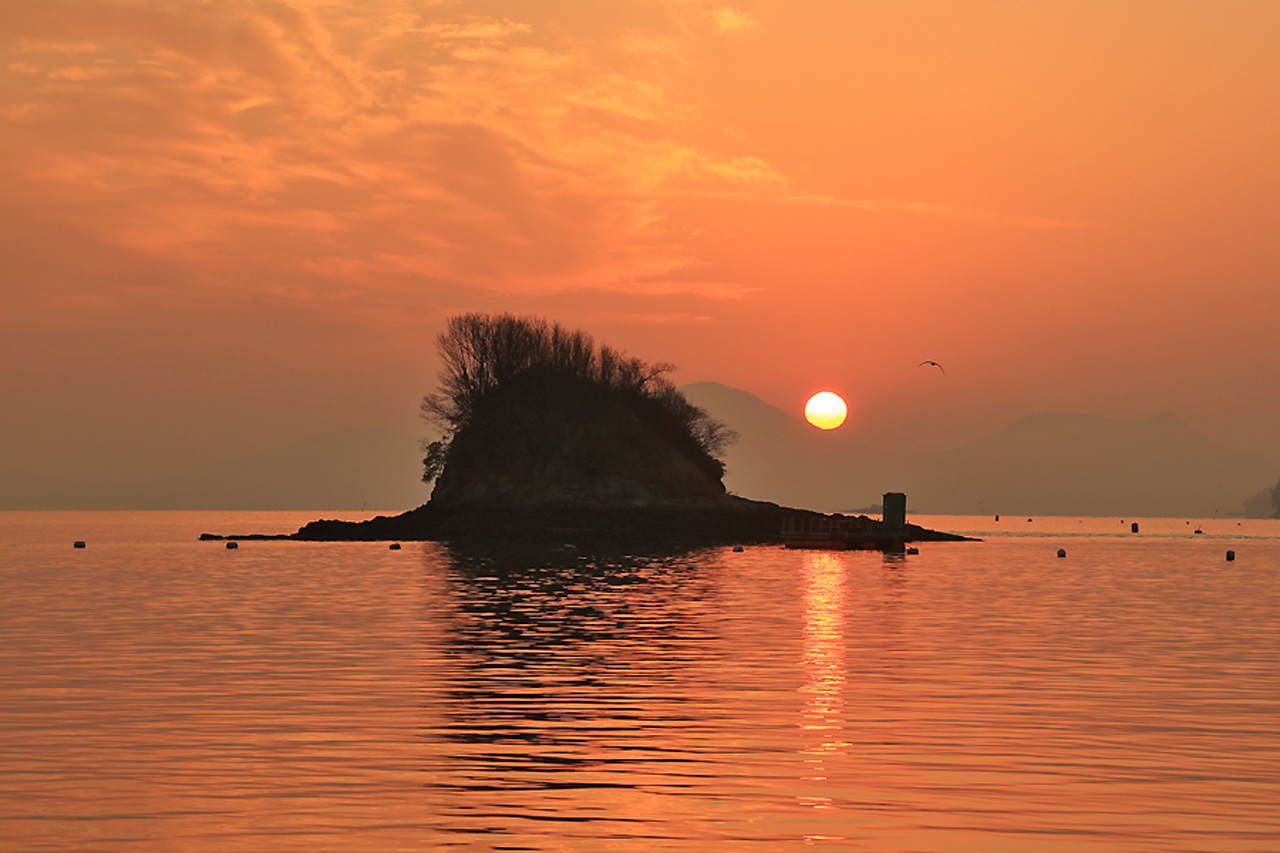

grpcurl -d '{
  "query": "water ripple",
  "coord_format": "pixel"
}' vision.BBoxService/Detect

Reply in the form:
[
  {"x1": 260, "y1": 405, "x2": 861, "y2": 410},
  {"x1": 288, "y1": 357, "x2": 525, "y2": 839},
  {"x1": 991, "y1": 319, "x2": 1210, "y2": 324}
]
[{"x1": 1, "y1": 512, "x2": 1278, "y2": 851}]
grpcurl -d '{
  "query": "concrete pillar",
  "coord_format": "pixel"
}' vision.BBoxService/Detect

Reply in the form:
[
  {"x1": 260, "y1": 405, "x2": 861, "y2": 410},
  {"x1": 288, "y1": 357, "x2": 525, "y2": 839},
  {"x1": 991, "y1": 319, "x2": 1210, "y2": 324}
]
[{"x1": 883, "y1": 492, "x2": 907, "y2": 532}]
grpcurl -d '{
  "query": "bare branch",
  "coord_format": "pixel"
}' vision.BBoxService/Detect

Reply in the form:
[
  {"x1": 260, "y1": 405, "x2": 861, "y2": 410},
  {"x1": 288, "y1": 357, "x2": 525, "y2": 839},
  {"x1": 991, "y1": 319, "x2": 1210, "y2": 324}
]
[{"x1": 420, "y1": 314, "x2": 735, "y2": 484}]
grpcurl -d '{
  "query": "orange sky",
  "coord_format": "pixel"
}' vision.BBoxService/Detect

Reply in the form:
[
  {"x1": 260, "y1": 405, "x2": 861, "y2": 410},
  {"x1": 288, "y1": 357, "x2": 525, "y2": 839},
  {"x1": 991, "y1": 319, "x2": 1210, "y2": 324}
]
[{"x1": 4, "y1": 0, "x2": 1279, "y2": 484}]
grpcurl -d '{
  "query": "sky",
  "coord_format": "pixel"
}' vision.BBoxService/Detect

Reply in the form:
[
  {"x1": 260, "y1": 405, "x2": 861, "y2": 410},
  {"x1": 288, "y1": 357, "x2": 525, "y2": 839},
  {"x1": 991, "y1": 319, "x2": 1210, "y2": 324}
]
[{"x1": 4, "y1": 0, "x2": 1280, "y2": 488}]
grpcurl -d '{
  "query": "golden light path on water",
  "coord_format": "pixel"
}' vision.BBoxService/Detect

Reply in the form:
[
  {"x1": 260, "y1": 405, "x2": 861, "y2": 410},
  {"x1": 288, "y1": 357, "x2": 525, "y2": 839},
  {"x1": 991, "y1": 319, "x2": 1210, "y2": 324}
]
[
  {"x1": 2, "y1": 512, "x2": 1279, "y2": 851},
  {"x1": 799, "y1": 552, "x2": 849, "y2": 836}
]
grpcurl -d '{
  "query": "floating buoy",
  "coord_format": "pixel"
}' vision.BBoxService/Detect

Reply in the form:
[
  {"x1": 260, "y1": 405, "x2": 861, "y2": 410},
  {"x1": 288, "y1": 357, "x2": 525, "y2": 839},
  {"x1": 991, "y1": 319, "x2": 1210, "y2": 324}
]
[
  {"x1": 1027, "y1": 518, "x2": 1033, "y2": 522},
  {"x1": 226, "y1": 541, "x2": 238, "y2": 549},
  {"x1": 389, "y1": 543, "x2": 402, "y2": 550},
  {"x1": 732, "y1": 544, "x2": 744, "y2": 552},
  {"x1": 906, "y1": 547, "x2": 919, "y2": 555},
  {"x1": 1131, "y1": 522, "x2": 1139, "y2": 533},
  {"x1": 73, "y1": 541, "x2": 86, "y2": 549},
  {"x1": 1057, "y1": 548, "x2": 1066, "y2": 558},
  {"x1": 994, "y1": 515, "x2": 1000, "y2": 521},
  {"x1": 1226, "y1": 550, "x2": 1235, "y2": 561}
]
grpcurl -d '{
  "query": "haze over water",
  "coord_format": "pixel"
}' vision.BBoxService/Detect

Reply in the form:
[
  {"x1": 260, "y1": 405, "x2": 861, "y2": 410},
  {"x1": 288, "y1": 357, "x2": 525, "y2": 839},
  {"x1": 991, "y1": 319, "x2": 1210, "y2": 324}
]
[{"x1": 2, "y1": 512, "x2": 1278, "y2": 851}]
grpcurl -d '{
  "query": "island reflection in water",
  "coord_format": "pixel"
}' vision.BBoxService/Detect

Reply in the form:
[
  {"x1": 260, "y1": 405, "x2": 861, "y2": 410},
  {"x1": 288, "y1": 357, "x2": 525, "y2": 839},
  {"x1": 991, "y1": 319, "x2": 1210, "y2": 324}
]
[{"x1": 2, "y1": 511, "x2": 1278, "y2": 851}]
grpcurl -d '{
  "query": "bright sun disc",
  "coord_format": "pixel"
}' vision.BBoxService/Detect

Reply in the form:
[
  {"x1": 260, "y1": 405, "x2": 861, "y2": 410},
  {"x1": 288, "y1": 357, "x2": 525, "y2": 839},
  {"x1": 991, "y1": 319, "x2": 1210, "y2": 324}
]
[{"x1": 804, "y1": 392, "x2": 847, "y2": 430}]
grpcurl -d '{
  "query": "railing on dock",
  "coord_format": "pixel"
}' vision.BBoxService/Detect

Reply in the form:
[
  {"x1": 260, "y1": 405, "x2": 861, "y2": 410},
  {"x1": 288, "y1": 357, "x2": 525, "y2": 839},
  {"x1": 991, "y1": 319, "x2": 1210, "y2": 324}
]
[{"x1": 781, "y1": 513, "x2": 877, "y2": 538}]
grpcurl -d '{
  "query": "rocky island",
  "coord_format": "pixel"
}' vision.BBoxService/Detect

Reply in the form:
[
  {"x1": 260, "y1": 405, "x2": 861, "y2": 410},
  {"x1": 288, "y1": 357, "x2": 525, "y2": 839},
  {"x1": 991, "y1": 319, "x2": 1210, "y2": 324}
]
[{"x1": 204, "y1": 314, "x2": 968, "y2": 550}]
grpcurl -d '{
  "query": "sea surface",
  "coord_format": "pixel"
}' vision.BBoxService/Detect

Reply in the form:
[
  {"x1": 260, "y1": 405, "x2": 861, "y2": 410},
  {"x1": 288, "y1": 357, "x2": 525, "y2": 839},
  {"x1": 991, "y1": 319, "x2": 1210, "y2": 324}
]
[{"x1": 1, "y1": 511, "x2": 1278, "y2": 852}]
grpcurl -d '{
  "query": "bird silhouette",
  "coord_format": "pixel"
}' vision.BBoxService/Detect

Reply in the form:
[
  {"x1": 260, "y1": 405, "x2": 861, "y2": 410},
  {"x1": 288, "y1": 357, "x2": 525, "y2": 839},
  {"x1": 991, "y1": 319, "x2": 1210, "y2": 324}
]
[{"x1": 919, "y1": 360, "x2": 945, "y2": 374}]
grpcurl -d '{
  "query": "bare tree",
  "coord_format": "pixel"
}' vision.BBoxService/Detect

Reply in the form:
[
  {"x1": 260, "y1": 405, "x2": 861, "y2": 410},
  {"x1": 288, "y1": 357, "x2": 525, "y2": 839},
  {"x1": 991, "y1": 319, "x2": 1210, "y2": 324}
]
[{"x1": 420, "y1": 313, "x2": 735, "y2": 483}]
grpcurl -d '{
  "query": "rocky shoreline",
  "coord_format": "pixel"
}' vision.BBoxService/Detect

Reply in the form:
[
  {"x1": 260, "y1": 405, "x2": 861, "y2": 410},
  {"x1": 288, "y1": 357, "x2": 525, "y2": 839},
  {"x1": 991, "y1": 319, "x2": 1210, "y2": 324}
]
[
  {"x1": 199, "y1": 496, "x2": 974, "y2": 551},
  {"x1": 197, "y1": 318, "x2": 979, "y2": 553}
]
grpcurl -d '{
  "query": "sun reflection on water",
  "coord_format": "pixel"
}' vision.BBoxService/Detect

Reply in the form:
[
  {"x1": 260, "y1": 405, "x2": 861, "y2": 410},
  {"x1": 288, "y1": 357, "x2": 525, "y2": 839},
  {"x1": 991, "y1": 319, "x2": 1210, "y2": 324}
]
[
  {"x1": 798, "y1": 551, "x2": 850, "y2": 813},
  {"x1": 4, "y1": 515, "x2": 1280, "y2": 851}
]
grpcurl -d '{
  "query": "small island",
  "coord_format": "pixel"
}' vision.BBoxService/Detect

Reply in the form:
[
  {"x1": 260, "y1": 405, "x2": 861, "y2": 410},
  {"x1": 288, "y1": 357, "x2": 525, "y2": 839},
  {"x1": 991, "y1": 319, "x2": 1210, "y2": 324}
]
[{"x1": 203, "y1": 314, "x2": 969, "y2": 550}]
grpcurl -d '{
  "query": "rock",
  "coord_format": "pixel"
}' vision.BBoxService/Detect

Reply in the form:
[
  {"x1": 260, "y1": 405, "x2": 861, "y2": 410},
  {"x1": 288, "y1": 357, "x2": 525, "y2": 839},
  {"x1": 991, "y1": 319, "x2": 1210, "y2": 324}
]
[{"x1": 430, "y1": 370, "x2": 725, "y2": 508}]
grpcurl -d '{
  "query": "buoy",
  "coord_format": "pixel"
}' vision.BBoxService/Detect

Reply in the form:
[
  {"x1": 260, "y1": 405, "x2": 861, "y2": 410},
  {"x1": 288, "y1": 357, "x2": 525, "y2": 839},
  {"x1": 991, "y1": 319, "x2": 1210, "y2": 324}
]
[
  {"x1": 1057, "y1": 548, "x2": 1066, "y2": 558},
  {"x1": 1226, "y1": 550, "x2": 1235, "y2": 561},
  {"x1": 389, "y1": 543, "x2": 402, "y2": 550},
  {"x1": 906, "y1": 547, "x2": 919, "y2": 555},
  {"x1": 73, "y1": 541, "x2": 86, "y2": 549},
  {"x1": 226, "y1": 541, "x2": 238, "y2": 549},
  {"x1": 732, "y1": 544, "x2": 744, "y2": 552},
  {"x1": 1132, "y1": 522, "x2": 1139, "y2": 533},
  {"x1": 1027, "y1": 518, "x2": 1033, "y2": 522},
  {"x1": 994, "y1": 515, "x2": 999, "y2": 521}
]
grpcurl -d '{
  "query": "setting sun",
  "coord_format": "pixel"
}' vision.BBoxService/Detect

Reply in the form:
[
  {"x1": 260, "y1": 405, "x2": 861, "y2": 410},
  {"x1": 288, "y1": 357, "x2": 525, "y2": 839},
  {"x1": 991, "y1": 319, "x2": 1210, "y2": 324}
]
[{"x1": 804, "y1": 392, "x2": 847, "y2": 430}]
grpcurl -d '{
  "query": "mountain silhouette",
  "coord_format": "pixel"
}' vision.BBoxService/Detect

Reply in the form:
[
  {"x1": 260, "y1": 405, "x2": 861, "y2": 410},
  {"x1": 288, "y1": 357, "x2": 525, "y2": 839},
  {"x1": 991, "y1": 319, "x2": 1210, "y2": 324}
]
[
  {"x1": 7, "y1": 384, "x2": 1274, "y2": 516},
  {"x1": 139, "y1": 427, "x2": 431, "y2": 510},
  {"x1": 678, "y1": 382, "x2": 896, "y2": 512},
  {"x1": 0, "y1": 428, "x2": 430, "y2": 511},
  {"x1": 680, "y1": 382, "x2": 1275, "y2": 517},
  {"x1": 898, "y1": 411, "x2": 1272, "y2": 516}
]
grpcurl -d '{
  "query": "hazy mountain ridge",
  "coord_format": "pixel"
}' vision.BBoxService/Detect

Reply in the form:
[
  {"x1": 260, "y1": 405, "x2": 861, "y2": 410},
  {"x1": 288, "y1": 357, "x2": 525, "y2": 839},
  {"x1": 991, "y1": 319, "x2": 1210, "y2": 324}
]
[
  {"x1": 899, "y1": 411, "x2": 1272, "y2": 516},
  {"x1": 0, "y1": 427, "x2": 430, "y2": 511},
  {"x1": 681, "y1": 382, "x2": 1277, "y2": 517},
  {"x1": 677, "y1": 382, "x2": 897, "y2": 512},
  {"x1": 5, "y1": 384, "x2": 1274, "y2": 515}
]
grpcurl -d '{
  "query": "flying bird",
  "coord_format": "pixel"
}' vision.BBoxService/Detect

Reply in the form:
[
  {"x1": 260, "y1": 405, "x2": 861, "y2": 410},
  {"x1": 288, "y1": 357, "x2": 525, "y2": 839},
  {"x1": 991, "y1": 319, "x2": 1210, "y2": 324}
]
[{"x1": 919, "y1": 360, "x2": 945, "y2": 374}]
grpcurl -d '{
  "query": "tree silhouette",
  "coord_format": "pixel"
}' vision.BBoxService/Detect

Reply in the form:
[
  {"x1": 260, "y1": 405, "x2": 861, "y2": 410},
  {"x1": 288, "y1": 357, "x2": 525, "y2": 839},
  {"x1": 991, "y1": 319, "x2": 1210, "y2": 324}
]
[{"x1": 420, "y1": 313, "x2": 735, "y2": 484}]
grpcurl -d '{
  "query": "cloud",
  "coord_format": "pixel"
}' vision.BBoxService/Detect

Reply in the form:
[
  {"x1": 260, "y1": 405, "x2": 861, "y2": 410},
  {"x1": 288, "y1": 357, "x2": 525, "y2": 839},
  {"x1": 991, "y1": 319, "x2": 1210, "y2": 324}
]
[
  {"x1": 1, "y1": 0, "x2": 792, "y2": 311},
  {"x1": 780, "y1": 193, "x2": 1100, "y2": 230},
  {"x1": 605, "y1": 280, "x2": 758, "y2": 298},
  {"x1": 407, "y1": 19, "x2": 531, "y2": 42},
  {"x1": 587, "y1": 312, "x2": 714, "y2": 324},
  {"x1": 4, "y1": 0, "x2": 1080, "y2": 329},
  {"x1": 711, "y1": 7, "x2": 756, "y2": 33}
]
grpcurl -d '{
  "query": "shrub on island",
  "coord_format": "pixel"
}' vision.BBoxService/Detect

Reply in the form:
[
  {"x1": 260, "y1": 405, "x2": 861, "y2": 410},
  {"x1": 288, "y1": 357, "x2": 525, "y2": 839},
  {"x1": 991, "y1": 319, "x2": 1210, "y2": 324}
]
[{"x1": 419, "y1": 313, "x2": 736, "y2": 507}]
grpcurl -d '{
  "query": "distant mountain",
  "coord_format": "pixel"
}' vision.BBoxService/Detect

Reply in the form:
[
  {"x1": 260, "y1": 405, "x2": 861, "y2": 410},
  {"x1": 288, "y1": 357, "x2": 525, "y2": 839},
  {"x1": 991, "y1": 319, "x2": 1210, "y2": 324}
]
[
  {"x1": 0, "y1": 427, "x2": 431, "y2": 511},
  {"x1": 680, "y1": 382, "x2": 899, "y2": 512},
  {"x1": 896, "y1": 411, "x2": 1273, "y2": 516},
  {"x1": 0, "y1": 468, "x2": 105, "y2": 510},
  {"x1": 140, "y1": 427, "x2": 432, "y2": 510},
  {"x1": 1238, "y1": 483, "x2": 1280, "y2": 519},
  {"x1": 681, "y1": 382, "x2": 1277, "y2": 517},
  {"x1": 8, "y1": 385, "x2": 1274, "y2": 516}
]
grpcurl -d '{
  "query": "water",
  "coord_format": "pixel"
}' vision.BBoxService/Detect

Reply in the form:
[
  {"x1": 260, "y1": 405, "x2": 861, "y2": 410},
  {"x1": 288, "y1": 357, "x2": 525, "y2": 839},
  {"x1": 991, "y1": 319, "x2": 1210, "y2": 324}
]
[{"x1": 2, "y1": 511, "x2": 1278, "y2": 852}]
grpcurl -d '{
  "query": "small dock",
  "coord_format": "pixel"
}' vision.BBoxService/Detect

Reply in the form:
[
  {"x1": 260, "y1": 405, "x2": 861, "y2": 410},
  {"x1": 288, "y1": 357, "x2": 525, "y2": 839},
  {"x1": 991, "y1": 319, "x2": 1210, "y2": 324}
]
[
  {"x1": 781, "y1": 492, "x2": 916, "y2": 552},
  {"x1": 780, "y1": 513, "x2": 906, "y2": 551}
]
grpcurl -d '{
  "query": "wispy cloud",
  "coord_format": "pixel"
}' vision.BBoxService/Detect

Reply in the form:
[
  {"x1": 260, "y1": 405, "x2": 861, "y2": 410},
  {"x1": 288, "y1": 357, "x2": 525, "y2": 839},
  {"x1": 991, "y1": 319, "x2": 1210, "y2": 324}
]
[
  {"x1": 587, "y1": 311, "x2": 715, "y2": 324},
  {"x1": 1, "y1": 0, "x2": 1093, "y2": 322},
  {"x1": 0, "y1": 0, "x2": 792, "y2": 307},
  {"x1": 783, "y1": 193, "x2": 1100, "y2": 230},
  {"x1": 711, "y1": 7, "x2": 756, "y2": 33}
]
